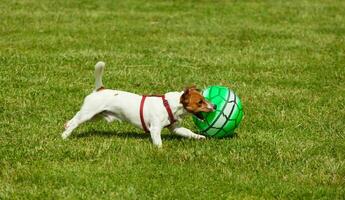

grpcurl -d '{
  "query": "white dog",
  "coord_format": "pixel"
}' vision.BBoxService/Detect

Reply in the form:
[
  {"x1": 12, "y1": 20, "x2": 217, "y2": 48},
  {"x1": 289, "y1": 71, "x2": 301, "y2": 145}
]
[{"x1": 62, "y1": 61, "x2": 215, "y2": 147}]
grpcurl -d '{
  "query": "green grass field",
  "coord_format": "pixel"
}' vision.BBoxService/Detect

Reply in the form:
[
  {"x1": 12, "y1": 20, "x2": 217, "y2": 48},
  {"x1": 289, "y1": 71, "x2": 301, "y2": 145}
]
[{"x1": 1, "y1": 0, "x2": 345, "y2": 199}]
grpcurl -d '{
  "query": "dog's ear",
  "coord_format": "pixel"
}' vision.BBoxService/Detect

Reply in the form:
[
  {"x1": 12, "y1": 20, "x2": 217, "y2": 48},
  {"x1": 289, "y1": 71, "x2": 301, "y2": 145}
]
[
  {"x1": 180, "y1": 85, "x2": 199, "y2": 105},
  {"x1": 187, "y1": 85, "x2": 202, "y2": 92},
  {"x1": 181, "y1": 85, "x2": 193, "y2": 105},
  {"x1": 180, "y1": 88, "x2": 190, "y2": 105},
  {"x1": 184, "y1": 85, "x2": 198, "y2": 93},
  {"x1": 187, "y1": 85, "x2": 197, "y2": 90}
]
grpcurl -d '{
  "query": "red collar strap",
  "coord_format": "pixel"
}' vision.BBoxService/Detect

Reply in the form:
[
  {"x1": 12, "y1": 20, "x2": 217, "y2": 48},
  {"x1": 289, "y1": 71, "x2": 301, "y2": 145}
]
[{"x1": 140, "y1": 95, "x2": 176, "y2": 133}]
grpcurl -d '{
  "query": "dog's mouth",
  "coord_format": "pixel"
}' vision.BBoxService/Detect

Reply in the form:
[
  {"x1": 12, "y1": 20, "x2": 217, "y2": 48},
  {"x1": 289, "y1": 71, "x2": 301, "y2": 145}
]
[{"x1": 194, "y1": 112, "x2": 205, "y2": 121}]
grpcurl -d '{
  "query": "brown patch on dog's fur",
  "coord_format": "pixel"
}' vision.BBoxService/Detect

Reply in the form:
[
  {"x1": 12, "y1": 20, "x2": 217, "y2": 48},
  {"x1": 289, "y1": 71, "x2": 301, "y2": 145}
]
[
  {"x1": 180, "y1": 86, "x2": 213, "y2": 118},
  {"x1": 96, "y1": 86, "x2": 106, "y2": 92}
]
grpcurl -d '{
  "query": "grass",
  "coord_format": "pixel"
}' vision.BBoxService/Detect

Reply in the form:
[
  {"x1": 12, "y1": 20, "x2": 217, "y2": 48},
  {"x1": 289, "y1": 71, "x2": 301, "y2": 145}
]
[{"x1": 1, "y1": 0, "x2": 345, "y2": 199}]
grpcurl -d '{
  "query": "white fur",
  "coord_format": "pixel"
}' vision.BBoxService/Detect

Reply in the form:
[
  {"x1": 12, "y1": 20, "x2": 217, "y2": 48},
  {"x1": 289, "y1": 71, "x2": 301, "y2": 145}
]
[
  {"x1": 94, "y1": 61, "x2": 105, "y2": 91},
  {"x1": 62, "y1": 61, "x2": 205, "y2": 147}
]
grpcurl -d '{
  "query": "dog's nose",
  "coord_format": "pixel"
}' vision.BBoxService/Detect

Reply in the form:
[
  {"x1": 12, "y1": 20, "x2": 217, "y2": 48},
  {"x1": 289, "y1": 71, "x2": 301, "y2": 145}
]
[{"x1": 212, "y1": 104, "x2": 217, "y2": 110}]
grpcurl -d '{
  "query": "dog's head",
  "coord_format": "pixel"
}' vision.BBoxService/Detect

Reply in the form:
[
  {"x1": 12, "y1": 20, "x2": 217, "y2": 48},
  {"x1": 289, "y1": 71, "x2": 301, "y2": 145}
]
[{"x1": 180, "y1": 86, "x2": 216, "y2": 120}]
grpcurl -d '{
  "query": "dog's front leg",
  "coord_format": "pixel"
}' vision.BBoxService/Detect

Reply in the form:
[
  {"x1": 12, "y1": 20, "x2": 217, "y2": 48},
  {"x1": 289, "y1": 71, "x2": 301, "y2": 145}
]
[
  {"x1": 169, "y1": 124, "x2": 206, "y2": 140},
  {"x1": 149, "y1": 126, "x2": 163, "y2": 148}
]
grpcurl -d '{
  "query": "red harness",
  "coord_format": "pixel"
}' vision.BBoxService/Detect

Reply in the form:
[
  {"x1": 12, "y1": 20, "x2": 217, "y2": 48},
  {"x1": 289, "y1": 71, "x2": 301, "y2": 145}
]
[{"x1": 139, "y1": 95, "x2": 176, "y2": 133}]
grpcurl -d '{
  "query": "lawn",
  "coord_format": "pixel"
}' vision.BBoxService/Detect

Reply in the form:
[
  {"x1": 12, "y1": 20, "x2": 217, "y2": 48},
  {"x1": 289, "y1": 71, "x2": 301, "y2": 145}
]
[{"x1": 1, "y1": 0, "x2": 344, "y2": 199}]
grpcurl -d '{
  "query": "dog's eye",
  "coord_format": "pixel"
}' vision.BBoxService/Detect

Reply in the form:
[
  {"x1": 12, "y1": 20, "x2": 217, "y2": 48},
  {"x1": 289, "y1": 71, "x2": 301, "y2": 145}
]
[{"x1": 198, "y1": 100, "x2": 203, "y2": 105}]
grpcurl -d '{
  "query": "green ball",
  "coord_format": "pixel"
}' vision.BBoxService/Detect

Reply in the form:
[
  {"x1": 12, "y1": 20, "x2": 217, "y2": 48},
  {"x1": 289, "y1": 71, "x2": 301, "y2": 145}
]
[{"x1": 193, "y1": 86, "x2": 244, "y2": 138}]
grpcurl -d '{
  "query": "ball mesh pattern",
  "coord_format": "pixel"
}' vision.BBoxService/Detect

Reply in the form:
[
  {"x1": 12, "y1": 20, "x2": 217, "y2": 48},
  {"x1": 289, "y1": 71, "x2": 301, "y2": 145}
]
[{"x1": 193, "y1": 86, "x2": 244, "y2": 138}]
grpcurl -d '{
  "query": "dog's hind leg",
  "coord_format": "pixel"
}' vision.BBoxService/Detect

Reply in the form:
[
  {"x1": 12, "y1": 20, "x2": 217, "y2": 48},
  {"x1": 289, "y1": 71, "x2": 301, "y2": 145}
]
[{"x1": 62, "y1": 109, "x2": 101, "y2": 139}]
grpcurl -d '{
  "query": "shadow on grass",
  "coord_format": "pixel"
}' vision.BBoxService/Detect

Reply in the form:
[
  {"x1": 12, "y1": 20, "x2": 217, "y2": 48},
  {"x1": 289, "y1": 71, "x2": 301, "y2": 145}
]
[
  {"x1": 228, "y1": 132, "x2": 238, "y2": 139},
  {"x1": 75, "y1": 130, "x2": 238, "y2": 141},
  {"x1": 76, "y1": 130, "x2": 183, "y2": 141}
]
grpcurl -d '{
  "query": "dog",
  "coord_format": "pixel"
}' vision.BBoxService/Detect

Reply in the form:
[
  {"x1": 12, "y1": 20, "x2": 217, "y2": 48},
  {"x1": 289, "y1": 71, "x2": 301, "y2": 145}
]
[{"x1": 62, "y1": 61, "x2": 215, "y2": 147}]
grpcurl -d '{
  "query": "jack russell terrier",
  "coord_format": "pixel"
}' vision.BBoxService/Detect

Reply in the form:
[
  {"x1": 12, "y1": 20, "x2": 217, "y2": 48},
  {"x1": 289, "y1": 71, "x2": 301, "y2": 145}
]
[{"x1": 62, "y1": 61, "x2": 215, "y2": 147}]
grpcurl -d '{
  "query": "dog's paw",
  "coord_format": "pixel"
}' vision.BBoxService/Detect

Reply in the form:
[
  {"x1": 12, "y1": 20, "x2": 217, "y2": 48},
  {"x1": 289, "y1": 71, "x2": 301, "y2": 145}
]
[
  {"x1": 152, "y1": 143, "x2": 162, "y2": 148},
  {"x1": 194, "y1": 134, "x2": 206, "y2": 140},
  {"x1": 61, "y1": 132, "x2": 69, "y2": 140}
]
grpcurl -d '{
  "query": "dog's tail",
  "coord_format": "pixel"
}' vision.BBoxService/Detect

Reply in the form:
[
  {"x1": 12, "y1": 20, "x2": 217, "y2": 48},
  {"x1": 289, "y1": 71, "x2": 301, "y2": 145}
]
[{"x1": 94, "y1": 61, "x2": 105, "y2": 92}]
